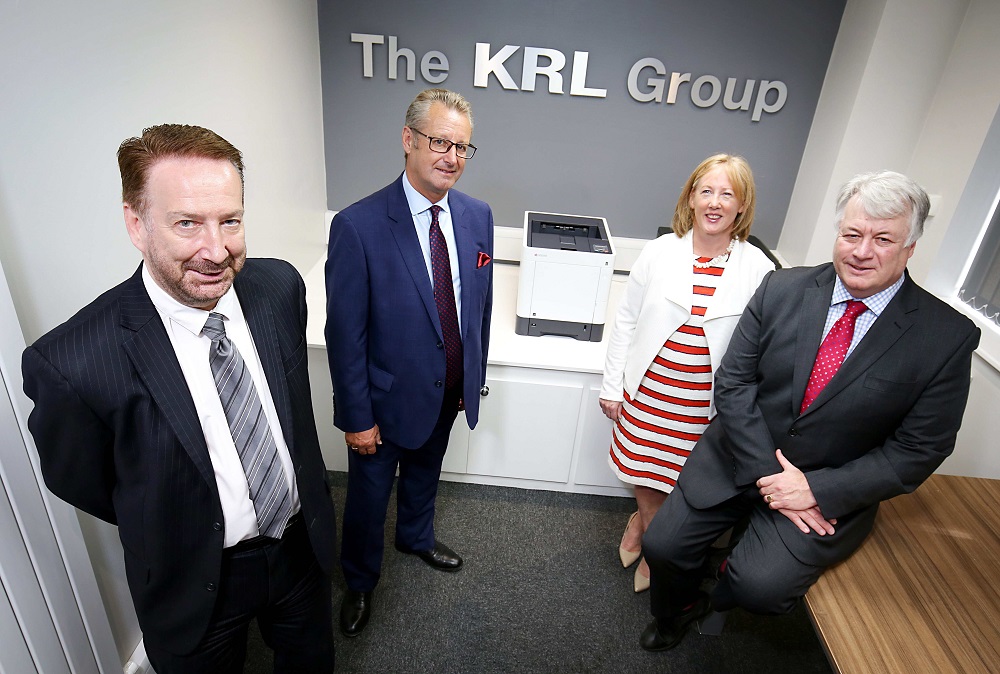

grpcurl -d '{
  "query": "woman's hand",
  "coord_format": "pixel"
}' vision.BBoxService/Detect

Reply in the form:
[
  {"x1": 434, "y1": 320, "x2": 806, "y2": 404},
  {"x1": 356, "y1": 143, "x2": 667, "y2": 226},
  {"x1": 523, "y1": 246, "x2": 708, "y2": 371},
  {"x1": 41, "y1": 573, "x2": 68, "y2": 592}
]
[{"x1": 599, "y1": 398, "x2": 624, "y2": 421}]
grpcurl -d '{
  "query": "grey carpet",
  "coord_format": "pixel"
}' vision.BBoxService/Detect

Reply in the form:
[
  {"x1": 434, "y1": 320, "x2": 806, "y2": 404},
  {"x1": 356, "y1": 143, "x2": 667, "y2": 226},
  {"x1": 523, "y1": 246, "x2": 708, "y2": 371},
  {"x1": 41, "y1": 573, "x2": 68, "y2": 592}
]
[{"x1": 245, "y1": 471, "x2": 833, "y2": 673}]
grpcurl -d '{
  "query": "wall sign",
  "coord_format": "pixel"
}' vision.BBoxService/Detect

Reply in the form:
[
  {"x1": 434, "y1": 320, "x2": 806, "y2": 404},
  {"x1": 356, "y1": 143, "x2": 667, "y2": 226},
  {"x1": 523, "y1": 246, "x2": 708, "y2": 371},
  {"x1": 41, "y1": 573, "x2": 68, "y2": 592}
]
[
  {"x1": 352, "y1": 33, "x2": 786, "y2": 122},
  {"x1": 320, "y1": 0, "x2": 847, "y2": 243}
]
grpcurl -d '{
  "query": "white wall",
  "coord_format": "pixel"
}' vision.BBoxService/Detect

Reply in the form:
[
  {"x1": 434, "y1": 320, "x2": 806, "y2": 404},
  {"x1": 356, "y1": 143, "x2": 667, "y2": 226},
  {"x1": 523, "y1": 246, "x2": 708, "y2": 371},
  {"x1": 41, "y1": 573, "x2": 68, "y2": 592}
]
[
  {"x1": 780, "y1": 0, "x2": 1000, "y2": 478},
  {"x1": 0, "y1": 0, "x2": 328, "y2": 662},
  {"x1": 779, "y1": 0, "x2": 969, "y2": 268}
]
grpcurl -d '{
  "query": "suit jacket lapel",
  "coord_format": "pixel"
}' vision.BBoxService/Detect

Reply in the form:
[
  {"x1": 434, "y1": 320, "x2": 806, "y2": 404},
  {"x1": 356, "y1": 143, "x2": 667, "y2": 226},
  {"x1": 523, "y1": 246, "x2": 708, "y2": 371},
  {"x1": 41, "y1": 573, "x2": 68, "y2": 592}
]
[
  {"x1": 450, "y1": 194, "x2": 477, "y2": 341},
  {"x1": 386, "y1": 177, "x2": 442, "y2": 338},
  {"x1": 234, "y1": 265, "x2": 294, "y2": 448},
  {"x1": 119, "y1": 267, "x2": 216, "y2": 488},
  {"x1": 793, "y1": 267, "x2": 836, "y2": 417}
]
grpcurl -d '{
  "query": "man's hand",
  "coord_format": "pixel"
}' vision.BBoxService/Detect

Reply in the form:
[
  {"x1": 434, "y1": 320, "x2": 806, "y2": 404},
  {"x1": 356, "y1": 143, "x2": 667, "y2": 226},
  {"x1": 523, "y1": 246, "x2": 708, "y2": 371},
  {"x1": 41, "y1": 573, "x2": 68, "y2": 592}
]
[
  {"x1": 775, "y1": 506, "x2": 837, "y2": 536},
  {"x1": 346, "y1": 426, "x2": 381, "y2": 455},
  {"x1": 757, "y1": 449, "x2": 818, "y2": 510},
  {"x1": 758, "y1": 449, "x2": 837, "y2": 535},
  {"x1": 599, "y1": 398, "x2": 623, "y2": 421}
]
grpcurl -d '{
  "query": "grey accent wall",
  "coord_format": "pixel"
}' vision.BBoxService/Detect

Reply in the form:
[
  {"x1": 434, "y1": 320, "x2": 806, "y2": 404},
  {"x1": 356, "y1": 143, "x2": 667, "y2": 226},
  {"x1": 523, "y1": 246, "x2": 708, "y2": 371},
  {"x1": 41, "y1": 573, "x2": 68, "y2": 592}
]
[{"x1": 319, "y1": 0, "x2": 845, "y2": 246}]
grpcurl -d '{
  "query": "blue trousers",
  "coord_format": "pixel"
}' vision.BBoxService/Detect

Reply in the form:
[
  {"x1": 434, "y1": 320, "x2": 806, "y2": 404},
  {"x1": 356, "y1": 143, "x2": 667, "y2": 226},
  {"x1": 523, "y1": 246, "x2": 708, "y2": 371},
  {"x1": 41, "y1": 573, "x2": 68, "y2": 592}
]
[{"x1": 341, "y1": 388, "x2": 461, "y2": 591}]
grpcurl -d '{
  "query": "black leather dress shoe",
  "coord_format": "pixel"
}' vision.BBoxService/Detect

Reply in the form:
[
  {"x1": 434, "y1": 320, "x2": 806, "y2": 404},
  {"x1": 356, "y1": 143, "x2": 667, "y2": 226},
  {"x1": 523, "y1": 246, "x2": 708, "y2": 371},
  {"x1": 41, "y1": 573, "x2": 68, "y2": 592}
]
[
  {"x1": 340, "y1": 589, "x2": 373, "y2": 638},
  {"x1": 639, "y1": 594, "x2": 712, "y2": 652},
  {"x1": 395, "y1": 540, "x2": 463, "y2": 572}
]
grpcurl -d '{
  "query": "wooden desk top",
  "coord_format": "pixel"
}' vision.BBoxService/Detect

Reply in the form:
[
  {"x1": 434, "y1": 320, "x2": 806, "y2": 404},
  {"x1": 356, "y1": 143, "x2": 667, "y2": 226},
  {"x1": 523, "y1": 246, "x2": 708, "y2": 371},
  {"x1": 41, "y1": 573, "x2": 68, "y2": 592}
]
[{"x1": 805, "y1": 473, "x2": 1000, "y2": 674}]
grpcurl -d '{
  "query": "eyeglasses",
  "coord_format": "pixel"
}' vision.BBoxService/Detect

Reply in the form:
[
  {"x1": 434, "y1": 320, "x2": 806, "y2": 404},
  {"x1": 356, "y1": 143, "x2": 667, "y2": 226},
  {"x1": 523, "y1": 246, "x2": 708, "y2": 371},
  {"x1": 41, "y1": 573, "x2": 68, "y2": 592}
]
[{"x1": 410, "y1": 128, "x2": 477, "y2": 159}]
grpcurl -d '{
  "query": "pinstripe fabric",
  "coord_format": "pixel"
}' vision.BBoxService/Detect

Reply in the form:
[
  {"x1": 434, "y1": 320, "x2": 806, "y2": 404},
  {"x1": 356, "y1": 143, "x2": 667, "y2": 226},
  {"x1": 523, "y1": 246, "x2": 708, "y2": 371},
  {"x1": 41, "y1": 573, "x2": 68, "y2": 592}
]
[
  {"x1": 609, "y1": 259, "x2": 724, "y2": 493},
  {"x1": 203, "y1": 313, "x2": 291, "y2": 539},
  {"x1": 22, "y1": 259, "x2": 337, "y2": 654}
]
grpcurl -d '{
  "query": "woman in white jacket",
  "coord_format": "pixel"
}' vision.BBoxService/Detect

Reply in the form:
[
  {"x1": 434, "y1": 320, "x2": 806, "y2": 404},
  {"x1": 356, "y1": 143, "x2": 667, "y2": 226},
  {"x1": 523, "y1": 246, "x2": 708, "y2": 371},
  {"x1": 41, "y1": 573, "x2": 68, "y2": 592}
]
[{"x1": 599, "y1": 154, "x2": 774, "y2": 592}]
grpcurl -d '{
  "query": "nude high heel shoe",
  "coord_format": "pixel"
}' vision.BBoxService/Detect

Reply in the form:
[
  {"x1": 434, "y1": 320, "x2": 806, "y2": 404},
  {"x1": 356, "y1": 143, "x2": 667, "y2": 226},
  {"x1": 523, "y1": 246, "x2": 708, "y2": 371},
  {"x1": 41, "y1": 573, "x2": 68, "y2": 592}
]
[
  {"x1": 619, "y1": 511, "x2": 641, "y2": 568},
  {"x1": 634, "y1": 562, "x2": 650, "y2": 593}
]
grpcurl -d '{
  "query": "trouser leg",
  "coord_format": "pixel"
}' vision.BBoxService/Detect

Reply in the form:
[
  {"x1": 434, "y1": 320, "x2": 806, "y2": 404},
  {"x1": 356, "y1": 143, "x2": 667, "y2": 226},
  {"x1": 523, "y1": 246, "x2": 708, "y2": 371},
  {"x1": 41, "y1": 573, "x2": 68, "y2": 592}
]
[
  {"x1": 341, "y1": 441, "x2": 401, "y2": 591},
  {"x1": 396, "y1": 387, "x2": 460, "y2": 551},
  {"x1": 643, "y1": 485, "x2": 751, "y2": 622},
  {"x1": 712, "y1": 502, "x2": 826, "y2": 615}
]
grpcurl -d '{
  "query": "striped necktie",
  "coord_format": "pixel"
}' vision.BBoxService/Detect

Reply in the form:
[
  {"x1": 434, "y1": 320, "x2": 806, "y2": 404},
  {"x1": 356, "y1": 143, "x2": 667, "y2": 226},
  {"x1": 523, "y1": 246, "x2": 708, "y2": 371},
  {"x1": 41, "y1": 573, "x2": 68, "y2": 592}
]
[{"x1": 203, "y1": 312, "x2": 292, "y2": 538}]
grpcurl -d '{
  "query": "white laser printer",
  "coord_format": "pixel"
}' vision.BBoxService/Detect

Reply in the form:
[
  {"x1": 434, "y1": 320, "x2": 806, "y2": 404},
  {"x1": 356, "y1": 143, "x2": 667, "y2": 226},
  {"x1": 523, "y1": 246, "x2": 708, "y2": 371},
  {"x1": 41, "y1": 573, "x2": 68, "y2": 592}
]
[{"x1": 515, "y1": 211, "x2": 616, "y2": 342}]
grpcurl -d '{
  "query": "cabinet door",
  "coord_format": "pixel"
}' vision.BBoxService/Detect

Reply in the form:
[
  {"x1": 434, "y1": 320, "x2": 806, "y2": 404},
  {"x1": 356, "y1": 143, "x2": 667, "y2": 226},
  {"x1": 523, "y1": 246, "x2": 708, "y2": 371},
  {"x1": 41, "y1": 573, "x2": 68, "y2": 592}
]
[
  {"x1": 467, "y1": 371, "x2": 583, "y2": 483},
  {"x1": 572, "y1": 385, "x2": 623, "y2": 489},
  {"x1": 440, "y1": 412, "x2": 471, "y2": 474}
]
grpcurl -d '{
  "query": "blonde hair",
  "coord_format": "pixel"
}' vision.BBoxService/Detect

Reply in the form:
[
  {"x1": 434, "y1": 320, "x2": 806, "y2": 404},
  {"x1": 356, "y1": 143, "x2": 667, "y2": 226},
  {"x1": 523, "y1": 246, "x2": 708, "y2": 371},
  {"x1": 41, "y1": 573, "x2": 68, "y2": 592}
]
[
  {"x1": 671, "y1": 154, "x2": 756, "y2": 241},
  {"x1": 405, "y1": 88, "x2": 473, "y2": 132}
]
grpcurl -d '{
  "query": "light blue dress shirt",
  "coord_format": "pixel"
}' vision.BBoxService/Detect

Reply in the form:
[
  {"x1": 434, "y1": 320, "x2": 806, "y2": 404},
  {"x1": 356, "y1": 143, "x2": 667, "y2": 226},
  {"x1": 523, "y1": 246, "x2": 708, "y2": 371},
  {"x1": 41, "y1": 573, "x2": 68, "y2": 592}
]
[
  {"x1": 401, "y1": 171, "x2": 463, "y2": 332},
  {"x1": 823, "y1": 273, "x2": 905, "y2": 357}
]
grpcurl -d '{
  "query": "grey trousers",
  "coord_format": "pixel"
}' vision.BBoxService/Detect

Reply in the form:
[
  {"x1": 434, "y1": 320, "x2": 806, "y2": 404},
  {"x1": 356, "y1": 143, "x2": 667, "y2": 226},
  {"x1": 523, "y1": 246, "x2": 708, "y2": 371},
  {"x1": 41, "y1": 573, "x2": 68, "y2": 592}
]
[{"x1": 643, "y1": 485, "x2": 825, "y2": 620}]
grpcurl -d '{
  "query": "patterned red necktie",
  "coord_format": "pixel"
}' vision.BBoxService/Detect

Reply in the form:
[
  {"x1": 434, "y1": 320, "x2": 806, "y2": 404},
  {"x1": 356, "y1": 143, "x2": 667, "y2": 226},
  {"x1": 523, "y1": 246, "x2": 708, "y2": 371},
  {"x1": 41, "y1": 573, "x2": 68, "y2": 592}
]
[
  {"x1": 429, "y1": 205, "x2": 463, "y2": 389},
  {"x1": 799, "y1": 300, "x2": 867, "y2": 414}
]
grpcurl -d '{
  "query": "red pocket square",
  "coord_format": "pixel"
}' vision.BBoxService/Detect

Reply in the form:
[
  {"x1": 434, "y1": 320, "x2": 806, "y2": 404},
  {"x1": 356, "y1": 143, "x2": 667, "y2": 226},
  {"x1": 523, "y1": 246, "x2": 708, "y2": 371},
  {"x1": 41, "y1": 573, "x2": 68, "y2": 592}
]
[{"x1": 476, "y1": 251, "x2": 492, "y2": 268}]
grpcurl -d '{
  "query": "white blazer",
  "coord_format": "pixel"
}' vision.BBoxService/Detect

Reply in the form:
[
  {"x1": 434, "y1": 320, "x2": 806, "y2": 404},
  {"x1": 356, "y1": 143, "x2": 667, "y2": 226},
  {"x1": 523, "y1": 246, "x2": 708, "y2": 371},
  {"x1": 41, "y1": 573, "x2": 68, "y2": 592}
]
[{"x1": 600, "y1": 230, "x2": 774, "y2": 417}]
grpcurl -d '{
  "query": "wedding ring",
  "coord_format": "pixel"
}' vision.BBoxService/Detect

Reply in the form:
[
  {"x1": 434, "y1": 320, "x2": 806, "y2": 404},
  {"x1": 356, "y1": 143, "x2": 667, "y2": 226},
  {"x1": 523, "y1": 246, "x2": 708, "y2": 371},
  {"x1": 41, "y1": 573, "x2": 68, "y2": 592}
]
[{"x1": 765, "y1": 494, "x2": 774, "y2": 503}]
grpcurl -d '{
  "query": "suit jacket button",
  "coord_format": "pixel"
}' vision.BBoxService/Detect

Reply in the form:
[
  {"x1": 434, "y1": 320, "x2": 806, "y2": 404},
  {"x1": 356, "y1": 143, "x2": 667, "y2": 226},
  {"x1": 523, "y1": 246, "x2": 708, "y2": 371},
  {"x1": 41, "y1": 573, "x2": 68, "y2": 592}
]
[
  {"x1": 435, "y1": 380, "x2": 443, "y2": 388},
  {"x1": 206, "y1": 582, "x2": 217, "y2": 592},
  {"x1": 212, "y1": 521, "x2": 222, "y2": 531},
  {"x1": 788, "y1": 428, "x2": 799, "y2": 437}
]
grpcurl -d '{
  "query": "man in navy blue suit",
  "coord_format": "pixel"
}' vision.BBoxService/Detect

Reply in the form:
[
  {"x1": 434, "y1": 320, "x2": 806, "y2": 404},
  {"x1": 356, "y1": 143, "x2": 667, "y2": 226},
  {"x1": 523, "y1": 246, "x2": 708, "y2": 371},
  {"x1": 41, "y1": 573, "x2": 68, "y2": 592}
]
[
  {"x1": 325, "y1": 88, "x2": 494, "y2": 637},
  {"x1": 22, "y1": 124, "x2": 336, "y2": 672}
]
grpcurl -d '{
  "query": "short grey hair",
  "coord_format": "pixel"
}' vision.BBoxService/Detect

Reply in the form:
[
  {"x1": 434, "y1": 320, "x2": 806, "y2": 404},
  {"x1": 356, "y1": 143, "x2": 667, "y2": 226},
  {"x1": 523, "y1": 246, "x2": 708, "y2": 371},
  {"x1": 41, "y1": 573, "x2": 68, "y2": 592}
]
[
  {"x1": 834, "y1": 171, "x2": 930, "y2": 247},
  {"x1": 404, "y1": 88, "x2": 474, "y2": 132}
]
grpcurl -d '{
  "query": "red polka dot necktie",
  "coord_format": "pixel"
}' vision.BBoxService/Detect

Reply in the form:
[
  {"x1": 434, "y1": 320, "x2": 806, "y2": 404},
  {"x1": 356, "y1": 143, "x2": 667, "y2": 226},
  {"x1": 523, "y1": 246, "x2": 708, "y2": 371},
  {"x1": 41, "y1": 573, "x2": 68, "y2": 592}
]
[
  {"x1": 799, "y1": 300, "x2": 867, "y2": 414},
  {"x1": 429, "y1": 205, "x2": 463, "y2": 389}
]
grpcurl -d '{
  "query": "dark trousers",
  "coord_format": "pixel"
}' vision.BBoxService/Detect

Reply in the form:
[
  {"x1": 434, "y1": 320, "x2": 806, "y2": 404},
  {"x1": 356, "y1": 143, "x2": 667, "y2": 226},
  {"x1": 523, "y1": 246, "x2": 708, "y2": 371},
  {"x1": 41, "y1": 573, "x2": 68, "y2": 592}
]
[
  {"x1": 145, "y1": 516, "x2": 334, "y2": 674},
  {"x1": 643, "y1": 485, "x2": 825, "y2": 620},
  {"x1": 341, "y1": 387, "x2": 461, "y2": 592}
]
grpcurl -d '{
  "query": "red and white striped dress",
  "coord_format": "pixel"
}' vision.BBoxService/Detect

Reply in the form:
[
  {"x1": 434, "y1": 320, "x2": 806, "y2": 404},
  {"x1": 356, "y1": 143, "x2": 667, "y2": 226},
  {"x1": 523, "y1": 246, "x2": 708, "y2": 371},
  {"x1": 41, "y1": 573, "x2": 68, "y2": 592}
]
[{"x1": 608, "y1": 258, "x2": 725, "y2": 493}]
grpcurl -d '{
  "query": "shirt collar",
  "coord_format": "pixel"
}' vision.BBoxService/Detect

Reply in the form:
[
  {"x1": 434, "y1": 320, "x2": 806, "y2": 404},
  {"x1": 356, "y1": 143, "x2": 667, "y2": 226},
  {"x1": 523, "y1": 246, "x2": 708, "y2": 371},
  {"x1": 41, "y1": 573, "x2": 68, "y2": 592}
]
[
  {"x1": 401, "y1": 171, "x2": 450, "y2": 217},
  {"x1": 831, "y1": 272, "x2": 905, "y2": 316},
  {"x1": 141, "y1": 264, "x2": 237, "y2": 337}
]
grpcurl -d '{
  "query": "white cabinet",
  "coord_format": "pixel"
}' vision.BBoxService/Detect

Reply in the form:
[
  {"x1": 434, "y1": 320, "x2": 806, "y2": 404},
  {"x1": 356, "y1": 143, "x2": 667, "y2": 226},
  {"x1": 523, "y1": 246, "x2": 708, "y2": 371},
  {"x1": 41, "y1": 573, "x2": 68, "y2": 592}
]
[
  {"x1": 572, "y1": 384, "x2": 624, "y2": 490},
  {"x1": 466, "y1": 367, "x2": 583, "y2": 483}
]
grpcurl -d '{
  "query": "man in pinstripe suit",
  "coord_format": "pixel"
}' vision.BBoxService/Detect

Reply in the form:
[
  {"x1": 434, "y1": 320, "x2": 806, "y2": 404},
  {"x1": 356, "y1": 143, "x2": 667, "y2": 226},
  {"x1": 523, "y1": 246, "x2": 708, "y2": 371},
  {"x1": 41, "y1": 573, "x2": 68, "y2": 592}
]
[{"x1": 22, "y1": 125, "x2": 336, "y2": 673}]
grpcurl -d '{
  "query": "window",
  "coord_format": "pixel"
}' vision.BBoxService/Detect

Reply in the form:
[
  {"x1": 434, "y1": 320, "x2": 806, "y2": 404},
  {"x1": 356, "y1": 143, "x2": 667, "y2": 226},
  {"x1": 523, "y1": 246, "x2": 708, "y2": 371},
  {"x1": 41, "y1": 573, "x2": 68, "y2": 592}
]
[{"x1": 959, "y1": 192, "x2": 1000, "y2": 327}]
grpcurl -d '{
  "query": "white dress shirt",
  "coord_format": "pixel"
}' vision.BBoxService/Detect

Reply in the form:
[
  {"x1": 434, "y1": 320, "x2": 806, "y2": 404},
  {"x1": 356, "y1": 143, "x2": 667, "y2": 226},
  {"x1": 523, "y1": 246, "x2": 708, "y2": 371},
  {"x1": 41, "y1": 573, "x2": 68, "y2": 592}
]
[
  {"x1": 143, "y1": 267, "x2": 300, "y2": 547},
  {"x1": 402, "y1": 171, "x2": 463, "y2": 332}
]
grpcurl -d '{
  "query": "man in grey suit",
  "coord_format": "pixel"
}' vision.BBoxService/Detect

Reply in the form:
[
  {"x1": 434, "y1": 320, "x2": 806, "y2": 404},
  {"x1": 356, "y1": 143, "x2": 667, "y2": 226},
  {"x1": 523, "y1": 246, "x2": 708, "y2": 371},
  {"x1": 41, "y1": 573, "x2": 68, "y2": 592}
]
[
  {"x1": 22, "y1": 125, "x2": 336, "y2": 672},
  {"x1": 639, "y1": 170, "x2": 980, "y2": 651}
]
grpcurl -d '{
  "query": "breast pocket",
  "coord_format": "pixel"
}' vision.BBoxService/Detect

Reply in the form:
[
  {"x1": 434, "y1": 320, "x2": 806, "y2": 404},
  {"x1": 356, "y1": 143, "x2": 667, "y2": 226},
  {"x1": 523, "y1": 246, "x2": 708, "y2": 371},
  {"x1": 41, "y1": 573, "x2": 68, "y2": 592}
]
[{"x1": 863, "y1": 374, "x2": 917, "y2": 395}]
